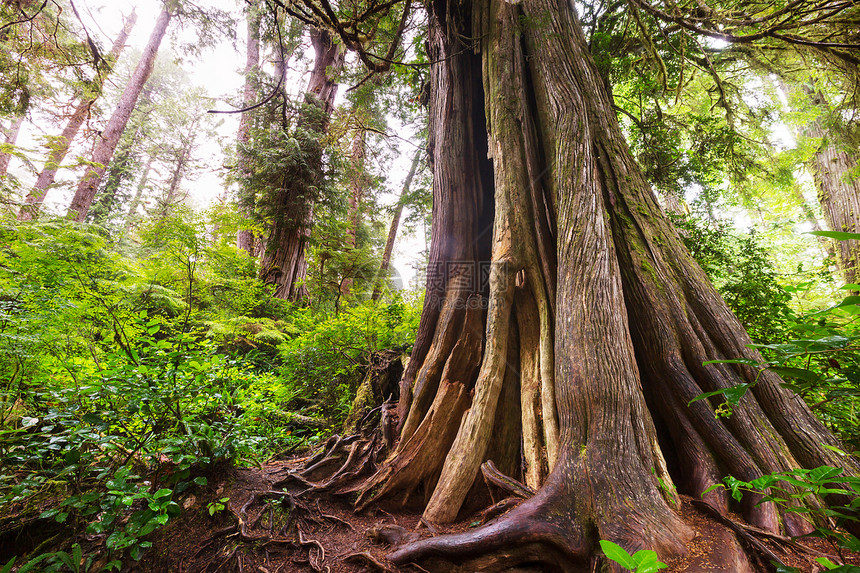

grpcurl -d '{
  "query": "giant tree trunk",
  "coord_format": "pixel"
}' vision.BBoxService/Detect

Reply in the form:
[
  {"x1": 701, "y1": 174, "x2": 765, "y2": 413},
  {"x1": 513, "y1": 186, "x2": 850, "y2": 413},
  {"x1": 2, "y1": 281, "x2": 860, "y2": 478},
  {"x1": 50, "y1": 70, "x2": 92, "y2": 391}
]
[
  {"x1": 349, "y1": 0, "x2": 857, "y2": 569},
  {"x1": 0, "y1": 115, "x2": 24, "y2": 178},
  {"x1": 19, "y1": 10, "x2": 137, "y2": 221},
  {"x1": 259, "y1": 28, "x2": 343, "y2": 300},
  {"x1": 236, "y1": 5, "x2": 262, "y2": 254},
  {"x1": 67, "y1": 7, "x2": 171, "y2": 222}
]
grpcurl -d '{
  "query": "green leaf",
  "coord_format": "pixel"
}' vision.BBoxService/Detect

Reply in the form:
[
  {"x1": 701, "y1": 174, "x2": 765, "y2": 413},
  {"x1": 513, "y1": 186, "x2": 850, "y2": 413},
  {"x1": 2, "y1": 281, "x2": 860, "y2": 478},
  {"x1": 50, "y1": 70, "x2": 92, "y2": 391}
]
[
  {"x1": 632, "y1": 549, "x2": 667, "y2": 572},
  {"x1": 688, "y1": 384, "x2": 751, "y2": 407},
  {"x1": 153, "y1": 488, "x2": 173, "y2": 499},
  {"x1": 16, "y1": 553, "x2": 52, "y2": 573},
  {"x1": 64, "y1": 448, "x2": 81, "y2": 465},
  {"x1": 773, "y1": 564, "x2": 802, "y2": 573},
  {"x1": 809, "y1": 466, "x2": 843, "y2": 483},
  {"x1": 769, "y1": 367, "x2": 823, "y2": 384},
  {"x1": 809, "y1": 231, "x2": 860, "y2": 241},
  {"x1": 599, "y1": 540, "x2": 638, "y2": 569}
]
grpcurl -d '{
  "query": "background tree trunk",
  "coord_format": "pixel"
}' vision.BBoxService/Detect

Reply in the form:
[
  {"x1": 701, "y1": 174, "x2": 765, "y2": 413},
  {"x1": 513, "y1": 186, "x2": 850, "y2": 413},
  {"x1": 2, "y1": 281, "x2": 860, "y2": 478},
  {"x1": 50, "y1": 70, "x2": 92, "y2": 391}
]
[
  {"x1": 0, "y1": 115, "x2": 25, "y2": 178},
  {"x1": 124, "y1": 154, "x2": 154, "y2": 230},
  {"x1": 66, "y1": 7, "x2": 171, "y2": 222},
  {"x1": 259, "y1": 28, "x2": 343, "y2": 300},
  {"x1": 155, "y1": 139, "x2": 192, "y2": 221},
  {"x1": 371, "y1": 148, "x2": 421, "y2": 301},
  {"x1": 805, "y1": 110, "x2": 860, "y2": 286},
  {"x1": 341, "y1": 128, "x2": 367, "y2": 296},
  {"x1": 19, "y1": 10, "x2": 137, "y2": 221},
  {"x1": 236, "y1": 5, "x2": 262, "y2": 254}
]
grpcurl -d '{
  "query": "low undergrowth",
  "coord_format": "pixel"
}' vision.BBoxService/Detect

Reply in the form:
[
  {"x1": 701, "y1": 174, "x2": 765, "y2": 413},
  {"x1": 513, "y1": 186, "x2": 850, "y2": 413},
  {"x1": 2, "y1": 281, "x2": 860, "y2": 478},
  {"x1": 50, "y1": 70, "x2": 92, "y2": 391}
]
[{"x1": 0, "y1": 219, "x2": 421, "y2": 571}]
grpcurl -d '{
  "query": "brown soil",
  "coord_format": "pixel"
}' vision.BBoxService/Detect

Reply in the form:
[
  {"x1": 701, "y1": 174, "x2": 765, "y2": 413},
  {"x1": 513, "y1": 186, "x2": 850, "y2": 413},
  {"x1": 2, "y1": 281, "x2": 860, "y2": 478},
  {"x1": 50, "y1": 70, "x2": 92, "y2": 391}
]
[{"x1": 126, "y1": 458, "x2": 860, "y2": 573}]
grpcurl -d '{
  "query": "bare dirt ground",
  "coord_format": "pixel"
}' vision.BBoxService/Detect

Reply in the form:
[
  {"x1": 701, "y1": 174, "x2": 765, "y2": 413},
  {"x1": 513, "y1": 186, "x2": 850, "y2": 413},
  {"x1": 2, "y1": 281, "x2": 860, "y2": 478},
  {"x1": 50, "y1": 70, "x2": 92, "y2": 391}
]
[{"x1": 129, "y1": 457, "x2": 860, "y2": 573}]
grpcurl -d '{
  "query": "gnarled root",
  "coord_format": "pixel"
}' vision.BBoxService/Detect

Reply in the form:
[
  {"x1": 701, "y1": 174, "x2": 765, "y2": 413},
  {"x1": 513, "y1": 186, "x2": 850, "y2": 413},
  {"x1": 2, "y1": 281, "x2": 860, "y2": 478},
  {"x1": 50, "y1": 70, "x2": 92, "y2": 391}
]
[
  {"x1": 388, "y1": 479, "x2": 587, "y2": 572},
  {"x1": 275, "y1": 432, "x2": 383, "y2": 496}
]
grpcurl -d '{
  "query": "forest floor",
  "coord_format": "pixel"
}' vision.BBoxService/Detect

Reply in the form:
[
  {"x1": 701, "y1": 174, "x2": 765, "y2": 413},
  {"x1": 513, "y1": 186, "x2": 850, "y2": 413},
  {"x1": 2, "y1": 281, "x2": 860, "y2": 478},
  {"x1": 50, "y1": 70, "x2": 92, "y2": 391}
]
[{"x1": 128, "y1": 455, "x2": 860, "y2": 573}]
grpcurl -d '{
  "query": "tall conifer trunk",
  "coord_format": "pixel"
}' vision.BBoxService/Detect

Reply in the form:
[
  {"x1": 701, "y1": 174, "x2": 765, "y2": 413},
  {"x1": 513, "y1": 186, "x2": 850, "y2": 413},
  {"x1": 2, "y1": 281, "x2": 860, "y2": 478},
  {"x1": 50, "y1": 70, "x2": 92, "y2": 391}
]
[
  {"x1": 341, "y1": 128, "x2": 368, "y2": 296},
  {"x1": 67, "y1": 6, "x2": 171, "y2": 222},
  {"x1": 236, "y1": 5, "x2": 262, "y2": 254},
  {"x1": 19, "y1": 10, "x2": 137, "y2": 221},
  {"x1": 259, "y1": 28, "x2": 343, "y2": 300},
  {"x1": 124, "y1": 154, "x2": 154, "y2": 230},
  {"x1": 343, "y1": 0, "x2": 859, "y2": 568}
]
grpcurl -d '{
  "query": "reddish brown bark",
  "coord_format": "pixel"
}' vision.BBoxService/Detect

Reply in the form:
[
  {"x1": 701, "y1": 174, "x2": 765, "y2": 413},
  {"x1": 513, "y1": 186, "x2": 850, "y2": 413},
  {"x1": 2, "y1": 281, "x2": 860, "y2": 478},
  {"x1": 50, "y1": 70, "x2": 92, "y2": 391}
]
[
  {"x1": 236, "y1": 5, "x2": 262, "y2": 254},
  {"x1": 259, "y1": 28, "x2": 344, "y2": 300},
  {"x1": 67, "y1": 7, "x2": 171, "y2": 222},
  {"x1": 19, "y1": 10, "x2": 137, "y2": 221}
]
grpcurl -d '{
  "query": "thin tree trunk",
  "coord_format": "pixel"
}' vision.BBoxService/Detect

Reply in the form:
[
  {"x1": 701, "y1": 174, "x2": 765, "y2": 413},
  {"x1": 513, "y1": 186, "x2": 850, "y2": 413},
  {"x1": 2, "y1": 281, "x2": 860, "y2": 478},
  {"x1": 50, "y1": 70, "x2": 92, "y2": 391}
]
[
  {"x1": 341, "y1": 128, "x2": 367, "y2": 296},
  {"x1": 0, "y1": 115, "x2": 25, "y2": 178},
  {"x1": 156, "y1": 144, "x2": 191, "y2": 221},
  {"x1": 789, "y1": 181, "x2": 838, "y2": 263},
  {"x1": 371, "y1": 148, "x2": 421, "y2": 301},
  {"x1": 259, "y1": 28, "x2": 344, "y2": 300},
  {"x1": 124, "y1": 155, "x2": 154, "y2": 231},
  {"x1": 67, "y1": 7, "x2": 171, "y2": 222},
  {"x1": 236, "y1": 5, "x2": 261, "y2": 254},
  {"x1": 19, "y1": 10, "x2": 137, "y2": 221}
]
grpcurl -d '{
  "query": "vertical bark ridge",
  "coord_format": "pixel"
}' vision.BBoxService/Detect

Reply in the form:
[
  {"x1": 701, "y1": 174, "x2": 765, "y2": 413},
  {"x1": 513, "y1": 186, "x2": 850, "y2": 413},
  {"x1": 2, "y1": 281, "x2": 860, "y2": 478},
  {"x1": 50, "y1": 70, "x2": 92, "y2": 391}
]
[
  {"x1": 598, "y1": 96, "x2": 855, "y2": 533},
  {"x1": 394, "y1": 0, "x2": 495, "y2": 426}
]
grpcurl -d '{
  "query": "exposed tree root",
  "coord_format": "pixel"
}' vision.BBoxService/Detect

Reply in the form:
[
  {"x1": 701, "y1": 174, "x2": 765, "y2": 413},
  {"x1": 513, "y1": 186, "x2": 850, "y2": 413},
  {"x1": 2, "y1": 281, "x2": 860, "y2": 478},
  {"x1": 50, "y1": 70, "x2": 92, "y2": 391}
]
[
  {"x1": 691, "y1": 499, "x2": 844, "y2": 566},
  {"x1": 481, "y1": 460, "x2": 535, "y2": 500},
  {"x1": 343, "y1": 551, "x2": 393, "y2": 572},
  {"x1": 274, "y1": 432, "x2": 383, "y2": 498},
  {"x1": 387, "y1": 478, "x2": 588, "y2": 572},
  {"x1": 297, "y1": 529, "x2": 326, "y2": 572}
]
